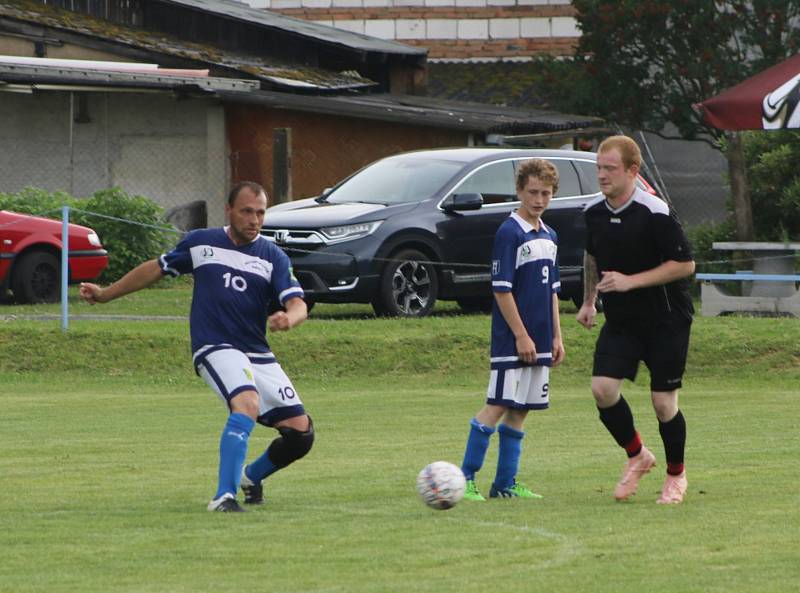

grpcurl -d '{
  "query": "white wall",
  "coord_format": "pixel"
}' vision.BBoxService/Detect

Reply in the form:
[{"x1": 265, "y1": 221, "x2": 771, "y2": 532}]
[{"x1": 0, "y1": 91, "x2": 228, "y2": 226}]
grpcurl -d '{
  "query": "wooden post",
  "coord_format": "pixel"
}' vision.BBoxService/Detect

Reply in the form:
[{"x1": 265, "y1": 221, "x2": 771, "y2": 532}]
[{"x1": 272, "y1": 128, "x2": 292, "y2": 204}]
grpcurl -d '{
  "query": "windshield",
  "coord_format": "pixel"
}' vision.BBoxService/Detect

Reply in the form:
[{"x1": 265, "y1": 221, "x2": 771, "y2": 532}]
[{"x1": 326, "y1": 157, "x2": 465, "y2": 205}]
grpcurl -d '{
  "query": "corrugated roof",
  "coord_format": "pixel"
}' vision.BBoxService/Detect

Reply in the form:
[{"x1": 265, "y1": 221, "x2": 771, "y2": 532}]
[
  {"x1": 158, "y1": 0, "x2": 424, "y2": 56},
  {"x1": 0, "y1": 0, "x2": 376, "y2": 90},
  {"x1": 217, "y1": 89, "x2": 602, "y2": 135},
  {"x1": 0, "y1": 60, "x2": 260, "y2": 92}
]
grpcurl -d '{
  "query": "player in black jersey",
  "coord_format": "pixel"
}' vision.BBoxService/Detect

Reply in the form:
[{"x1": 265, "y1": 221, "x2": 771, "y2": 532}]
[{"x1": 576, "y1": 135, "x2": 695, "y2": 504}]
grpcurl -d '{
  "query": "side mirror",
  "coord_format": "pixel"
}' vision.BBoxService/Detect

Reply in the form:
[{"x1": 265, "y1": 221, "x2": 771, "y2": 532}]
[{"x1": 442, "y1": 193, "x2": 483, "y2": 212}]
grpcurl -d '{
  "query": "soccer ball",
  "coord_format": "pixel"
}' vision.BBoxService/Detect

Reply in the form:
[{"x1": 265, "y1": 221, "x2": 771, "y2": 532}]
[{"x1": 416, "y1": 461, "x2": 466, "y2": 510}]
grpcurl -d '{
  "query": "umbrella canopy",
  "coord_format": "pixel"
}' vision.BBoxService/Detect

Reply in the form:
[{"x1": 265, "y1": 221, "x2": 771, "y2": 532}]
[{"x1": 696, "y1": 53, "x2": 800, "y2": 130}]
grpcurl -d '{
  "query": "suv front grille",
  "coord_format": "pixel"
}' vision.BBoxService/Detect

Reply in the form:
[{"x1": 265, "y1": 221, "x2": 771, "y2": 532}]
[{"x1": 260, "y1": 228, "x2": 325, "y2": 250}]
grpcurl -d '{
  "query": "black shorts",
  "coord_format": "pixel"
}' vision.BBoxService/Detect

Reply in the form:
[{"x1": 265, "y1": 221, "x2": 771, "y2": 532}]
[{"x1": 592, "y1": 317, "x2": 691, "y2": 391}]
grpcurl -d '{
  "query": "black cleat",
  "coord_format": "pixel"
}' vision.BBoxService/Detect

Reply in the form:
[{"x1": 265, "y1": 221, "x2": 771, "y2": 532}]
[
  {"x1": 240, "y1": 470, "x2": 264, "y2": 505},
  {"x1": 207, "y1": 493, "x2": 246, "y2": 512}
]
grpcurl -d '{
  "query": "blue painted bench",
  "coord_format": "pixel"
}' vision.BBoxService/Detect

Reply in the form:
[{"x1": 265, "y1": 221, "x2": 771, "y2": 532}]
[
  {"x1": 695, "y1": 273, "x2": 800, "y2": 282},
  {"x1": 695, "y1": 272, "x2": 800, "y2": 317}
]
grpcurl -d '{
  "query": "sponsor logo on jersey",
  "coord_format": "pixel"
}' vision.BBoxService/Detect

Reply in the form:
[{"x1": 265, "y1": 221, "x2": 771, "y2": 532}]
[
  {"x1": 492, "y1": 260, "x2": 500, "y2": 275},
  {"x1": 190, "y1": 245, "x2": 273, "y2": 280},
  {"x1": 245, "y1": 259, "x2": 270, "y2": 275},
  {"x1": 517, "y1": 238, "x2": 556, "y2": 267}
]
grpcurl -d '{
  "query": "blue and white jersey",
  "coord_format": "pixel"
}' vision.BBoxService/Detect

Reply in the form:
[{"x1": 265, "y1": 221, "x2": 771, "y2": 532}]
[
  {"x1": 490, "y1": 212, "x2": 559, "y2": 369},
  {"x1": 159, "y1": 227, "x2": 304, "y2": 359}
]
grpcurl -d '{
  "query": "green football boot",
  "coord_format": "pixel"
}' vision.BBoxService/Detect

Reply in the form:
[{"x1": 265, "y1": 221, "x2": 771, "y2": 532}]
[
  {"x1": 463, "y1": 479, "x2": 487, "y2": 502},
  {"x1": 489, "y1": 481, "x2": 543, "y2": 499}
]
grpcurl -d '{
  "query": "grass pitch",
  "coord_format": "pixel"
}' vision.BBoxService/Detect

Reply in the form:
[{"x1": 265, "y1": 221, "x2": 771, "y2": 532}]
[{"x1": 0, "y1": 295, "x2": 798, "y2": 593}]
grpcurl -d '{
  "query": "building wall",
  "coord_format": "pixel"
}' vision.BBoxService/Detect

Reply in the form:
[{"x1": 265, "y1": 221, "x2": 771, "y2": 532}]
[
  {"x1": 0, "y1": 91, "x2": 229, "y2": 226},
  {"x1": 226, "y1": 104, "x2": 468, "y2": 203},
  {"x1": 243, "y1": 0, "x2": 580, "y2": 60}
]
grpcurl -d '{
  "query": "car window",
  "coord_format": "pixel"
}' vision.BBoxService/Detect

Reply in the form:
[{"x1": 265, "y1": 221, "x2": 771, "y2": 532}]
[
  {"x1": 574, "y1": 160, "x2": 601, "y2": 194},
  {"x1": 548, "y1": 159, "x2": 582, "y2": 198},
  {"x1": 328, "y1": 158, "x2": 464, "y2": 204},
  {"x1": 454, "y1": 161, "x2": 516, "y2": 205}
]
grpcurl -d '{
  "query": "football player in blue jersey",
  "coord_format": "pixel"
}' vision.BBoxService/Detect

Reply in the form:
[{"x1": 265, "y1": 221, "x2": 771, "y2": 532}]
[
  {"x1": 80, "y1": 182, "x2": 313, "y2": 512},
  {"x1": 460, "y1": 159, "x2": 565, "y2": 501}
]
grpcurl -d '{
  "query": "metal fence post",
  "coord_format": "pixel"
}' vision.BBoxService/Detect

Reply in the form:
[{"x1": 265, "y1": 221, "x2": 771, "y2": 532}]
[{"x1": 61, "y1": 205, "x2": 69, "y2": 333}]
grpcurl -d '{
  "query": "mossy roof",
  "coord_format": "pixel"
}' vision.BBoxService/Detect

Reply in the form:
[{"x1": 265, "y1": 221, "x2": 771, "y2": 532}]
[
  {"x1": 0, "y1": 0, "x2": 375, "y2": 90},
  {"x1": 427, "y1": 62, "x2": 552, "y2": 110}
]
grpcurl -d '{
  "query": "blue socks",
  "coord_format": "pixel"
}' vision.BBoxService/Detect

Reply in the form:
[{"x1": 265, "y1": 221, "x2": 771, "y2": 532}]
[
  {"x1": 245, "y1": 448, "x2": 279, "y2": 484},
  {"x1": 493, "y1": 423, "x2": 525, "y2": 491},
  {"x1": 214, "y1": 413, "x2": 255, "y2": 500},
  {"x1": 461, "y1": 418, "x2": 496, "y2": 480}
]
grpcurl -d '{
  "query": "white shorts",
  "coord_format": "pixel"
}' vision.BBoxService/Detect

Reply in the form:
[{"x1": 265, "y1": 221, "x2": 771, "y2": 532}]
[
  {"x1": 486, "y1": 365, "x2": 550, "y2": 410},
  {"x1": 195, "y1": 346, "x2": 305, "y2": 426}
]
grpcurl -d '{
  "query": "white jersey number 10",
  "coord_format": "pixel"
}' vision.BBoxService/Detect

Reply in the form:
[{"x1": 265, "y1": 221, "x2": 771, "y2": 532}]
[{"x1": 223, "y1": 272, "x2": 248, "y2": 292}]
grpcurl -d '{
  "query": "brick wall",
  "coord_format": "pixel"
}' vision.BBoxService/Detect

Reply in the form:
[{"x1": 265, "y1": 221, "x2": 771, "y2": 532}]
[{"x1": 238, "y1": 0, "x2": 579, "y2": 60}]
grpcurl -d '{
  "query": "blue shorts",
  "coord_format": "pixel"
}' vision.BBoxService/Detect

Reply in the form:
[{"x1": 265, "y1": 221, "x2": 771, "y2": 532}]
[{"x1": 194, "y1": 346, "x2": 305, "y2": 426}]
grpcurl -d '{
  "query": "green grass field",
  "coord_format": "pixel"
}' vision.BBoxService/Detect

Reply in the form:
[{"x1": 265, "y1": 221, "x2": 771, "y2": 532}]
[{"x1": 1, "y1": 290, "x2": 799, "y2": 593}]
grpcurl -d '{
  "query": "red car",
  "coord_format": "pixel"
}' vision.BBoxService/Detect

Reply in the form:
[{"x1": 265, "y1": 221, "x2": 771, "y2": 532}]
[{"x1": 0, "y1": 210, "x2": 109, "y2": 303}]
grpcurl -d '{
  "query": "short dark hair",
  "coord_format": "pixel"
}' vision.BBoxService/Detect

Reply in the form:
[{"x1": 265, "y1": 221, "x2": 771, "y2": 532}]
[
  {"x1": 228, "y1": 181, "x2": 267, "y2": 206},
  {"x1": 516, "y1": 159, "x2": 559, "y2": 193}
]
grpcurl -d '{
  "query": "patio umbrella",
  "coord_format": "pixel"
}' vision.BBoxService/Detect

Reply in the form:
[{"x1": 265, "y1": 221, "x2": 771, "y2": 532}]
[{"x1": 695, "y1": 53, "x2": 800, "y2": 130}]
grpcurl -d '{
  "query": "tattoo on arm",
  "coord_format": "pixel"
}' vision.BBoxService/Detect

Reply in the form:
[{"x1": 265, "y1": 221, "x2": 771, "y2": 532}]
[{"x1": 583, "y1": 252, "x2": 599, "y2": 304}]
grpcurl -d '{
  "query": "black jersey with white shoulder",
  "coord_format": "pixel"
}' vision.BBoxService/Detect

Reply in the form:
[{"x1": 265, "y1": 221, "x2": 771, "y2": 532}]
[{"x1": 584, "y1": 187, "x2": 694, "y2": 323}]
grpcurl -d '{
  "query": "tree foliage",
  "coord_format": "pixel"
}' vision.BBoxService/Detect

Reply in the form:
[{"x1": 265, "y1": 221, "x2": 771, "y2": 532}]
[
  {"x1": 545, "y1": 0, "x2": 800, "y2": 145},
  {"x1": 739, "y1": 130, "x2": 800, "y2": 240}
]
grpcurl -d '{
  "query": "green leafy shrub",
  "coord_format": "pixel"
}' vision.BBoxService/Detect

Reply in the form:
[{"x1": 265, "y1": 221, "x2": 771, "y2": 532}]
[
  {"x1": 0, "y1": 187, "x2": 176, "y2": 283},
  {"x1": 0, "y1": 187, "x2": 75, "y2": 215},
  {"x1": 687, "y1": 218, "x2": 737, "y2": 274},
  {"x1": 742, "y1": 130, "x2": 800, "y2": 242},
  {"x1": 72, "y1": 188, "x2": 175, "y2": 282}
]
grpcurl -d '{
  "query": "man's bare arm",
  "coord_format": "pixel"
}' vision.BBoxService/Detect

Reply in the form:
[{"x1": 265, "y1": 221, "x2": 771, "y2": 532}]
[
  {"x1": 80, "y1": 259, "x2": 163, "y2": 304},
  {"x1": 583, "y1": 251, "x2": 599, "y2": 305}
]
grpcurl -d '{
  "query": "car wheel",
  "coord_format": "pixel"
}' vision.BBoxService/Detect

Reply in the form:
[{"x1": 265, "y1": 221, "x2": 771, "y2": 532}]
[
  {"x1": 372, "y1": 249, "x2": 438, "y2": 317},
  {"x1": 12, "y1": 251, "x2": 60, "y2": 304},
  {"x1": 456, "y1": 296, "x2": 493, "y2": 314}
]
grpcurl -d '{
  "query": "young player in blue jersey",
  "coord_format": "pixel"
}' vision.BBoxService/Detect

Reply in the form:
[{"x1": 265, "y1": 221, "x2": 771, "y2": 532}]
[
  {"x1": 460, "y1": 159, "x2": 565, "y2": 501},
  {"x1": 79, "y1": 182, "x2": 313, "y2": 512}
]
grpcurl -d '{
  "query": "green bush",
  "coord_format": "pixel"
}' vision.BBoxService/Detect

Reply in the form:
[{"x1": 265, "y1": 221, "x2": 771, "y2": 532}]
[
  {"x1": 687, "y1": 218, "x2": 737, "y2": 274},
  {"x1": 742, "y1": 130, "x2": 800, "y2": 242},
  {"x1": 0, "y1": 187, "x2": 175, "y2": 283},
  {"x1": 72, "y1": 188, "x2": 175, "y2": 282},
  {"x1": 716, "y1": 130, "x2": 800, "y2": 243},
  {"x1": 0, "y1": 187, "x2": 75, "y2": 215}
]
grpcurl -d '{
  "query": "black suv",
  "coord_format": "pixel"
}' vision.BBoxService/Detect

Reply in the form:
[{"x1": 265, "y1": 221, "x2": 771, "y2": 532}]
[{"x1": 261, "y1": 148, "x2": 648, "y2": 317}]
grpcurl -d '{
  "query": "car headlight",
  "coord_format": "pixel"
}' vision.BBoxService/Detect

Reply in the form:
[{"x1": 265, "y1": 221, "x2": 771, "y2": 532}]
[
  {"x1": 87, "y1": 232, "x2": 102, "y2": 247},
  {"x1": 320, "y1": 221, "x2": 382, "y2": 243}
]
